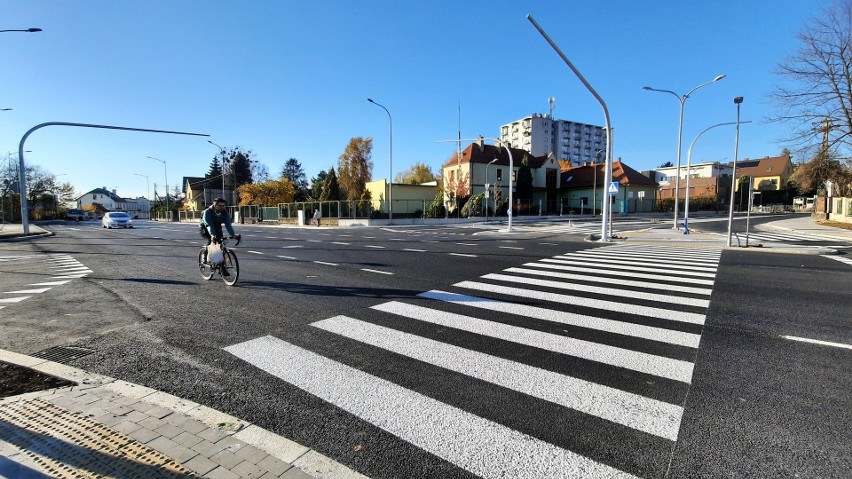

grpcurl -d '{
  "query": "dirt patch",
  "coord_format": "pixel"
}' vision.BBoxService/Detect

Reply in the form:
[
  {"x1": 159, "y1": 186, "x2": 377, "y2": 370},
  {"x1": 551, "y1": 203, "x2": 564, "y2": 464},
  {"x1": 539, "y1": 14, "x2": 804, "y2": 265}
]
[
  {"x1": 0, "y1": 361, "x2": 75, "y2": 398},
  {"x1": 817, "y1": 220, "x2": 852, "y2": 231}
]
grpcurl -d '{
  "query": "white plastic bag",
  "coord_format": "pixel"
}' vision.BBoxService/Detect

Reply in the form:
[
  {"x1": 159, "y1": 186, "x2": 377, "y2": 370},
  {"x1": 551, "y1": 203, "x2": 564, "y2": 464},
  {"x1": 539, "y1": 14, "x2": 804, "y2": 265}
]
[{"x1": 207, "y1": 243, "x2": 224, "y2": 264}]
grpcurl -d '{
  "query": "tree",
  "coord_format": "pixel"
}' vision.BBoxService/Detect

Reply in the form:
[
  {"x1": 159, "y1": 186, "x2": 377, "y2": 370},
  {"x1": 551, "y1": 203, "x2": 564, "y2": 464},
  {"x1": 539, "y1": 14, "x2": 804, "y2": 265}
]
[
  {"x1": 394, "y1": 161, "x2": 437, "y2": 184},
  {"x1": 790, "y1": 149, "x2": 851, "y2": 195},
  {"x1": 773, "y1": 1, "x2": 852, "y2": 156},
  {"x1": 310, "y1": 170, "x2": 328, "y2": 200},
  {"x1": 515, "y1": 156, "x2": 534, "y2": 200},
  {"x1": 281, "y1": 158, "x2": 309, "y2": 201},
  {"x1": 57, "y1": 182, "x2": 76, "y2": 209},
  {"x1": 444, "y1": 168, "x2": 470, "y2": 211},
  {"x1": 320, "y1": 167, "x2": 341, "y2": 201},
  {"x1": 214, "y1": 146, "x2": 256, "y2": 190},
  {"x1": 237, "y1": 178, "x2": 295, "y2": 206},
  {"x1": 658, "y1": 161, "x2": 674, "y2": 168},
  {"x1": 338, "y1": 137, "x2": 373, "y2": 200},
  {"x1": 252, "y1": 162, "x2": 270, "y2": 183},
  {"x1": 206, "y1": 157, "x2": 222, "y2": 179}
]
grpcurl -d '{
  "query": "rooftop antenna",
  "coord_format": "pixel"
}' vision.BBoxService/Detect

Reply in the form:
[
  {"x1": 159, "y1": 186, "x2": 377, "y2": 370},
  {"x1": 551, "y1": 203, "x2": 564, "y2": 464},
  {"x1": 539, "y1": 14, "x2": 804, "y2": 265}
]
[{"x1": 549, "y1": 97, "x2": 555, "y2": 118}]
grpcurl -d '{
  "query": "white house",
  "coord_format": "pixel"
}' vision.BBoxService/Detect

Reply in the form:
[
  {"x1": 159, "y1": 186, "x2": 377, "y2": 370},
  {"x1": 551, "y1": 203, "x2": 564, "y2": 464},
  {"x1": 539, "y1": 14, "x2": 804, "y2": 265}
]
[{"x1": 77, "y1": 187, "x2": 150, "y2": 219}]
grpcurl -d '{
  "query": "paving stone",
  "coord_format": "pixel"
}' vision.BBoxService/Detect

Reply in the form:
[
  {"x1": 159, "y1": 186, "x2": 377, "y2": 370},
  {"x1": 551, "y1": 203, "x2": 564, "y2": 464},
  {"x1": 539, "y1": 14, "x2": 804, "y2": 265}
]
[
  {"x1": 211, "y1": 449, "x2": 245, "y2": 469},
  {"x1": 180, "y1": 418, "x2": 210, "y2": 435},
  {"x1": 147, "y1": 435, "x2": 179, "y2": 453},
  {"x1": 128, "y1": 426, "x2": 160, "y2": 444},
  {"x1": 257, "y1": 454, "x2": 293, "y2": 476},
  {"x1": 168, "y1": 443, "x2": 200, "y2": 464},
  {"x1": 111, "y1": 419, "x2": 143, "y2": 435},
  {"x1": 184, "y1": 454, "x2": 220, "y2": 476},
  {"x1": 198, "y1": 427, "x2": 230, "y2": 444},
  {"x1": 206, "y1": 465, "x2": 242, "y2": 479},
  {"x1": 138, "y1": 404, "x2": 173, "y2": 420},
  {"x1": 190, "y1": 439, "x2": 225, "y2": 457},
  {"x1": 280, "y1": 466, "x2": 314, "y2": 479},
  {"x1": 231, "y1": 443, "x2": 269, "y2": 465},
  {"x1": 231, "y1": 460, "x2": 269, "y2": 478},
  {"x1": 120, "y1": 409, "x2": 150, "y2": 423},
  {"x1": 173, "y1": 431, "x2": 204, "y2": 448},
  {"x1": 104, "y1": 403, "x2": 133, "y2": 416},
  {"x1": 137, "y1": 415, "x2": 166, "y2": 431},
  {"x1": 154, "y1": 422, "x2": 184, "y2": 439}
]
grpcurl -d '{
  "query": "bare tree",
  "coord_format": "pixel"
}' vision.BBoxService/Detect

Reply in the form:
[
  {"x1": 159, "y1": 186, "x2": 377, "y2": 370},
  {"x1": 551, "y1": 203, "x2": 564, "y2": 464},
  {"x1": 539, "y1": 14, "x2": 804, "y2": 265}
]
[{"x1": 773, "y1": 1, "x2": 852, "y2": 156}]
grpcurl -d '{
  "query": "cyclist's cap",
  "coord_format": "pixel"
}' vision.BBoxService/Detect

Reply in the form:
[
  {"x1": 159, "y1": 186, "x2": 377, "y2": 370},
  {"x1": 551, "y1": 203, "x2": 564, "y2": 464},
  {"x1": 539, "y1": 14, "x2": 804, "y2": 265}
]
[{"x1": 213, "y1": 197, "x2": 227, "y2": 204}]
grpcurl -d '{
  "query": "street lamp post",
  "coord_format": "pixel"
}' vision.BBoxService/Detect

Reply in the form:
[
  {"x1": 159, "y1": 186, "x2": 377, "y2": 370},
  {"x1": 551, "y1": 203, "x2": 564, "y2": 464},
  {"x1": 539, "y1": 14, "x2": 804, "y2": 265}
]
[
  {"x1": 208, "y1": 140, "x2": 227, "y2": 203},
  {"x1": 682, "y1": 121, "x2": 751, "y2": 234},
  {"x1": 367, "y1": 98, "x2": 393, "y2": 224},
  {"x1": 727, "y1": 97, "x2": 744, "y2": 247},
  {"x1": 528, "y1": 14, "x2": 613, "y2": 241},
  {"x1": 485, "y1": 157, "x2": 498, "y2": 220},
  {"x1": 0, "y1": 28, "x2": 42, "y2": 33},
  {"x1": 643, "y1": 74, "x2": 726, "y2": 230},
  {"x1": 146, "y1": 156, "x2": 169, "y2": 220}
]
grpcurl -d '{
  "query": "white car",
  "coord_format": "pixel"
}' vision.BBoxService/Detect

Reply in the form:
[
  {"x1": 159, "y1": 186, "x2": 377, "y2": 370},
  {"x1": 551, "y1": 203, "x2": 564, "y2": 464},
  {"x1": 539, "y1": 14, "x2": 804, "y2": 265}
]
[{"x1": 102, "y1": 212, "x2": 133, "y2": 229}]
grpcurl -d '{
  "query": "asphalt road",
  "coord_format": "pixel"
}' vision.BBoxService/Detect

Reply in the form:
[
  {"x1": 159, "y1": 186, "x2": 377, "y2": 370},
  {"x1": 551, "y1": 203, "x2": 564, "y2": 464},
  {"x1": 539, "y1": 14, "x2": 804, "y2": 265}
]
[{"x1": 1, "y1": 218, "x2": 850, "y2": 478}]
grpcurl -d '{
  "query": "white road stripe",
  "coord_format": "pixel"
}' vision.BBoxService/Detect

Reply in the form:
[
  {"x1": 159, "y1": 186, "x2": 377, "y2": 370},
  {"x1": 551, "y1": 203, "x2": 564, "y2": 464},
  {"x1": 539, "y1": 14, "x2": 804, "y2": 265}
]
[
  {"x1": 225, "y1": 336, "x2": 636, "y2": 479},
  {"x1": 403, "y1": 248, "x2": 427, "y2": 252},
  {"x1": 482, "y1": 273, "x2": 710, "y2": 308},
  {"x1": 372, "y1": 301, "x2": 695, "y2": 383},
  {"x1": 577, "y1": 250, "x2": 721, "y2": 264},
  {"x1": 504, "y1": 267, "x2": 713, "y2": 296},
  {"x1": 524, "y1": 261, "x2": 715, "y2": 286},
  {"x1": 456, "y1": 242, "x2": 476, "y2": 246},
  {"x1": 499, "y1": 246, "x2": 524, "y2": 250},
  {"x1": 313, "y1": 261, "x2": 339, "y2": 266},
  {"x1": 366, "y1": 245, "x2": 386, "y2": 249},
  {"x1": 782, "y1": 335, "x2": 852, "y2": 350},
  {"x1": 247, "y1": 251, "x2": 265, "y2": 255},
  {"x1": 449, "y1": 253, "x2": 477, "y2": 258},
  {"x1": 331, "y1": 242, "x2": 350, "y2": 245},
  {"x1": 28, "y1": 281, "x2": 72, "y2": 286},
  {"x1": 418, "y1": 290, "x2": 700, "y2": 348},
  {"x1": 454, "y1": 281, "x2": 706, "y2": 325},
  {"x1": 0, "y1": 296, "x2": 31, "y2": 303},
  {"x1": 276, "y1": 255, "x2": 297, "y2": 260},
  {"x1": 361, "y1": 268, "x2": 394, "y2": 275},
  {"x1": 312, "y1": 316, "x2": 684, "y2": 440},
  {"x1": 4, "y1": 288, "x2": 51, "y2": 294},
  {"x1": 539, "y1": 258, "x2": 716, "y2": 279},
  {"x1": 281, "y1": 245, "x2": 303, "y2": 249},
  {"x1": 557, "y1": 253, "x2": 718, "y2": 273}
]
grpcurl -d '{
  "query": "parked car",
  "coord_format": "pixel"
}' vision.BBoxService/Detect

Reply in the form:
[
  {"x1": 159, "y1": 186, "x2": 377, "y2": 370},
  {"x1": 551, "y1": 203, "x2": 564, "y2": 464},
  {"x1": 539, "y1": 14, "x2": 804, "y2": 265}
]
[
  {"x1": 66, "y1": 209, "x2": 85, "y2": 221},
  {"x1": 102, "y1": 212, "x2": 133, "y2": 229}
]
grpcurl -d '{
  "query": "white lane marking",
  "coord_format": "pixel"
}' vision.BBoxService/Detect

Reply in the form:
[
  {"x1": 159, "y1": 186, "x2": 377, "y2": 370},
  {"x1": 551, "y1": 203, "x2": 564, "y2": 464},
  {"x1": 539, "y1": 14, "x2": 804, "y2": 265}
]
[
  {"x1": 313, "y1": 316, "x2": 683, "y2": 440},
  {"x1": 363, "y1": 236, "x2": 376, "y2": 239},
  {"x1": 418, "y1": 290, "x2": 700, "y2": 348},
  {"x1": 456, "y1": 242, "x2": 477, "y2": 246},
  {"x1": 372, "y1": 301, "x2": 695, "y2": 383},
  {"x1": 782, "y1": 335, "x2": 852, "y2": 350},
  {"x1": 0, "y1": 296, "x2": 31, "y2": 303},
  {"x1": 4, "y1": 288, "x2": 51, "y2": 294},
  {"x1": 498, "y1": 246, "x2": 524, "y2": 250},
  {"x1": 314, "y1": 261, "x2": 339, "y2": 266},
  {"x1": 284, "y1": 237, "x2": 300, "y2": 241},
  {"x1": 525, "y1": 261, "x2": 715, "y2": 286},
  {"x1": 307, "y1": 239, "x2": 322, "y2": 243},
  {"x1": 539, "y1": 258, "x2": 716, "y2": 279},
  {"x1": 538, "y1": 242, "x2": 558, "y2": 245},
  {"x1": 331, "y1": 242, "x2": 350, "y2": 245},
  {"x1": 361, "y1": 268, "x2": 394, "y2": 275},
  {"x1": 454, "y1": 281, "x2": 706, "y2": 325},
  {"x1": 225, "y1": 336, "x2": 635, "y2": 479},
  {"x1": 266, "y1": 236, "x2": 277, "y2": 239},
  {"x1": 578, "y1": 249, "x2": 721, "y2": 264},
  {"x1": 449, "y1": 253, "x2": 477, "y2": 258},
  {"x1": 28, "y1": 281, "x2": 72, "y2": 286},
  {"x1": 403, "y1": 248, "x2": 427, "y2": 252},
  {"x1": 247, "y1": 251, "x2": 265, "y2": 255},
  {"x1": 281, "y1": 245, "x2": 304, "y2": 249},
  {"x1": 276, "y1": 255, "x2": 297, "y2": 260},
  {"x1": 365, "y1": 245, "x2": 386, "y2": 249},
  {"x1": 557, "y1": 253, "x2": 718, "y2": 273},
  {"x1": 482, "y1": 273, "x2": 710, "y2": 308},
  {"x1": 504, "y1": 267, "x2": 713, "y2": 296},
  {"x1": 51, "y1": 275, "x2": 89, "y2": 279}
]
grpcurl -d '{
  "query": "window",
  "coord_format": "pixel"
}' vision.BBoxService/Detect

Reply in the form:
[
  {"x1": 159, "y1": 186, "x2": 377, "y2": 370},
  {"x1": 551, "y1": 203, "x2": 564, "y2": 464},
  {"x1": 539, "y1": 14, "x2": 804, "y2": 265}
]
[
  {"x1": 546, "y1": 169, "x2": 557, "y2": 189},
  {"x1": 496, "y1": 169, "x2": 503, "y2": 182},
  {"x1": 92, "y1": 194, "x2": 97, "y2": 200}
]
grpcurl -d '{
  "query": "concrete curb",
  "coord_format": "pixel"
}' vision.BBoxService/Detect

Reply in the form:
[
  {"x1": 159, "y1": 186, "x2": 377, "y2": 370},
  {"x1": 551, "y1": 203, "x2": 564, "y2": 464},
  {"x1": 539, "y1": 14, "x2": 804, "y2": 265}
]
[{"x1": 0, "y1": 348, "x2": 368, "y2": 479}]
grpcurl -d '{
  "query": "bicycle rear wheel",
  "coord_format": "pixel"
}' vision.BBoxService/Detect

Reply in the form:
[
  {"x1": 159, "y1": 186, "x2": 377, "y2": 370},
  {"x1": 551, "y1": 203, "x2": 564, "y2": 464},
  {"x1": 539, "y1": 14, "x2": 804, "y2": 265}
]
[
  {"x1": 221, "y1": 249, "x2": 239, "y2": 286},
  {"x1": 198, "y1": 249, "x2": 214, "y2": 280}
]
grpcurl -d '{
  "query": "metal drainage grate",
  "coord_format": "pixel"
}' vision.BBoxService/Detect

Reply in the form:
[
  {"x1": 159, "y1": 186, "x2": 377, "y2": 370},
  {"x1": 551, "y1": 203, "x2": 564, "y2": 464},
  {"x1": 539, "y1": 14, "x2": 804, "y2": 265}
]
[{"x1": 31, "y1": 346, "x2": 95, "y2": 364}]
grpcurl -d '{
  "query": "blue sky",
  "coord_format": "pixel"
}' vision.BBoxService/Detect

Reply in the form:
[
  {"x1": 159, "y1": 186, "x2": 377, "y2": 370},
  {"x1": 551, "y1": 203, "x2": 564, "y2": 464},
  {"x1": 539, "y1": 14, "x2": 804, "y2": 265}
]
[{"x1": 0, "y1": 0, "x2": 832, "y2": 201}]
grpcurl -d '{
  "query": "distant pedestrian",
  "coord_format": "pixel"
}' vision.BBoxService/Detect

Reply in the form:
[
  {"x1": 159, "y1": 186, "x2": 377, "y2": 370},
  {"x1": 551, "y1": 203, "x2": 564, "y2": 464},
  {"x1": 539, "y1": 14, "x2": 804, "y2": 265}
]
[{"x1": 313, "y1": 208, "x2": 321, "y2": 227}]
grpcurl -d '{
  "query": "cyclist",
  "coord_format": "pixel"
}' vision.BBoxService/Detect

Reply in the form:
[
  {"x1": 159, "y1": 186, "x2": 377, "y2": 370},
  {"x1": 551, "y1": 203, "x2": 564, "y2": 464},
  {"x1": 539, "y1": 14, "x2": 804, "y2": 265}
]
[{"x1": 200, "y1": 197, "x2": 240, "y2": 275}]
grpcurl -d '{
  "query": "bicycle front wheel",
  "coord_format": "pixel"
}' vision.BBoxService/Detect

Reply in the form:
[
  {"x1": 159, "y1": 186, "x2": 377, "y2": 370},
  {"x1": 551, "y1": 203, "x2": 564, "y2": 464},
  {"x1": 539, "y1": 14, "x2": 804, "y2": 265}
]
[
  {"x1": 198, "y1": 249, "x2": 214, "y2": 280},
  {"x1": 221, "y1": 249, "x2": 239, "y2": 286}
]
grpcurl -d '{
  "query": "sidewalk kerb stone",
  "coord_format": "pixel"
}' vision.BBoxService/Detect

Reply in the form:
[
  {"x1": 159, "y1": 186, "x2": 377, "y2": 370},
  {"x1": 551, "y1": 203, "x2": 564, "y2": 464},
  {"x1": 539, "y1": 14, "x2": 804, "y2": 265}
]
[
  {"x1": 234, "y1": 424, "x2": 310, "y2": 464},
  {"x1": 292, "y1": 449, "x2": 371, "y2": 479}
]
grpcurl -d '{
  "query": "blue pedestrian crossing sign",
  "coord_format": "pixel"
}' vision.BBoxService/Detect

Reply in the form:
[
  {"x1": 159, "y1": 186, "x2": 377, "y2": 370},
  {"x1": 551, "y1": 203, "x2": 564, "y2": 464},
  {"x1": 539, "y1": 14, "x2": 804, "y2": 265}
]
[{"x1": 608, "y1": 182, "x2": 619, "y2": 195}]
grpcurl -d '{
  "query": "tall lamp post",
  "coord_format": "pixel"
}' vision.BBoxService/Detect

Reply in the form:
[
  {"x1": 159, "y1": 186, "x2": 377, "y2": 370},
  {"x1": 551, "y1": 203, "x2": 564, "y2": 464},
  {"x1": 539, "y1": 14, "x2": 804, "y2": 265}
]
[
  {"x1": 682, "y1": 121, "x2": 751, "y2": 234},
  {"x1": 0, "y1": 28, "x2": 42, "y2": 33},
  {"x1": 643, "y1": 74, "x2": 725, "y2": 230},
  {"x1": 528, "y1": 14, "x2": 613, "y2": 241},
  {"x1": 485, "y1": 157, "x2": 498, "y2": 220},
  {"x1": 208, "y1": 140, "x2": 227, "y2": 203},
  {"x1": 726, "y1": 97, "x2": 744, "y2": 247},
  {"x1": 367, "y1": 98, "x2": 393, "y2": 224},
  {"x1": 146, "y1": 156, "x2": 169, "y2": 220}
]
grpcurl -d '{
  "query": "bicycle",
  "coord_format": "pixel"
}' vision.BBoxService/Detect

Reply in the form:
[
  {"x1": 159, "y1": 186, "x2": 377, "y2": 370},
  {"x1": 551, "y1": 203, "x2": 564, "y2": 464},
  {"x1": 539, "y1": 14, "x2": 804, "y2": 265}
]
[{"x1": 198, "y1": 235, "x2": 241, "y2": 286}]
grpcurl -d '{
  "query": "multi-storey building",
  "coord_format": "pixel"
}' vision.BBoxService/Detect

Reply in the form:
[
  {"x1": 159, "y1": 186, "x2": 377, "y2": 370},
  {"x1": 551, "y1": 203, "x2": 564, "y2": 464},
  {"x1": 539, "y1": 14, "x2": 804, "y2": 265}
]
[{"x1": 499, "y1": 114, "x2": 607, "y2": 166}]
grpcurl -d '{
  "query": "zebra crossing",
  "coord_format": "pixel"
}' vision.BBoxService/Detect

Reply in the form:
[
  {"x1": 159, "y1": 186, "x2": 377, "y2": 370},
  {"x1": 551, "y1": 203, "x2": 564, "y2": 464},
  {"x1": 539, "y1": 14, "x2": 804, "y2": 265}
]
[
  {"x1": 0, "y1": 254, "x2": 92, "y2": 310},
  {"x1": 738, "y1": 229, "x2": 837, "y2": 244},
  {"x1": 225, "y1": 243, "x2": 722, "y2": 478}
]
